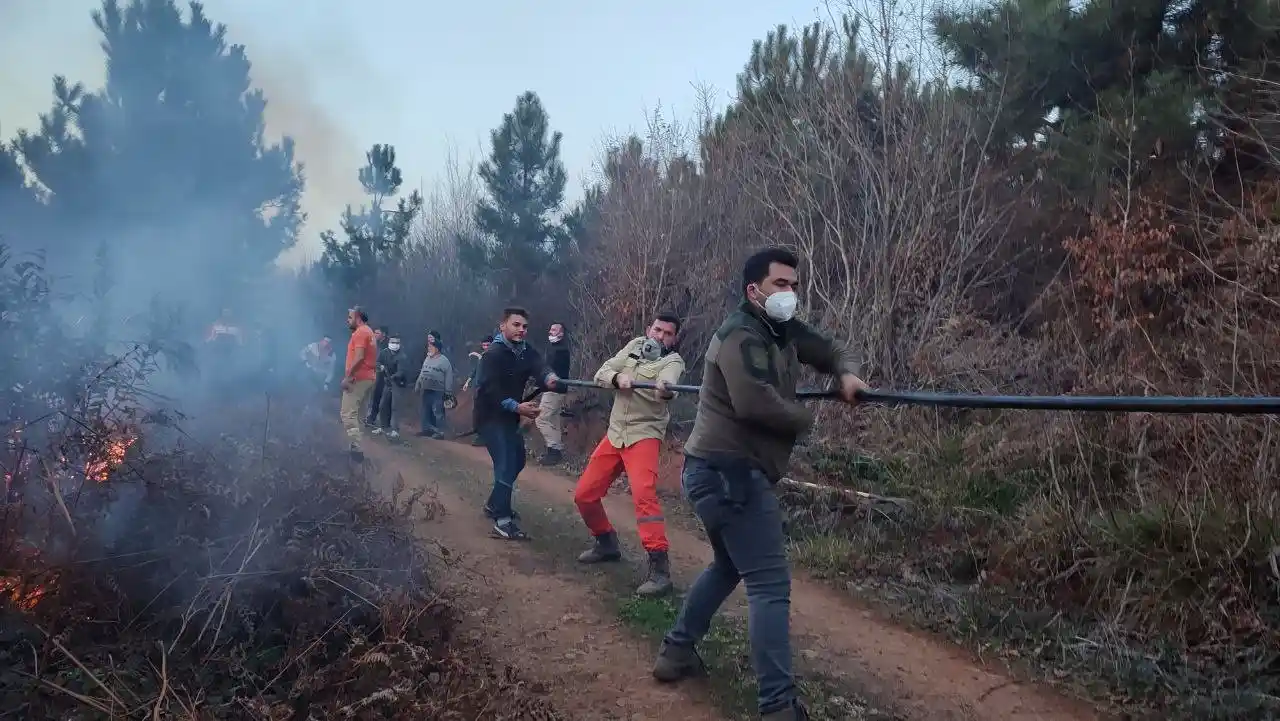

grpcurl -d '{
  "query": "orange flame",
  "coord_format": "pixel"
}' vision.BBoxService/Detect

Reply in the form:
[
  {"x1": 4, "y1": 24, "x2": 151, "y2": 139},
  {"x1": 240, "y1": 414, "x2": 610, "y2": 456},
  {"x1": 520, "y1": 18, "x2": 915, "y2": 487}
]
[
  {"x1": 0, "y1": 575, "x2": 51, "y2": 611},
  {"x1": 85, "y1": 436, "x2": 136, "y2": 483}
]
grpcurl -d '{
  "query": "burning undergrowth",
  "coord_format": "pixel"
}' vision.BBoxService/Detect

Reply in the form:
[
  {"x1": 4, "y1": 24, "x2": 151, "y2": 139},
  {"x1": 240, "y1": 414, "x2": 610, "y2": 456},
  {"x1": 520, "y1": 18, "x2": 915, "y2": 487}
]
[{"x1": 0, "y1": 398, "x2": 563, "y2": 719}]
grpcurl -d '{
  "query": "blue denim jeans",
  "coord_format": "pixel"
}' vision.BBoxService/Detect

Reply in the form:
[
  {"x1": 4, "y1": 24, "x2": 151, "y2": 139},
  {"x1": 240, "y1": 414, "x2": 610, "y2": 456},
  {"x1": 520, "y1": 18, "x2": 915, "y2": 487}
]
[
  {"x1": 664, "y1": 455, "x2": 795, "y2": 714},
  {"x1": 479, "y1": 421, "x2": 526, "y2": 520},
  {"x1": 420, "y1": 389, "x2": 446, "y2": 434}
]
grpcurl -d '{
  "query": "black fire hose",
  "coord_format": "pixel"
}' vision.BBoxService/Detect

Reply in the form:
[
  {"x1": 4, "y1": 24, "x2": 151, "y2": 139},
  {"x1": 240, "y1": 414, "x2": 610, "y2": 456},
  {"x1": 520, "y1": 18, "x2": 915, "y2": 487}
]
[
  {"x1": 552, "y1": 378, "x2": 1280, "y2": 415},
  {"x1": 450, "y1": 378, "x2": 1280, "y2": 441}
]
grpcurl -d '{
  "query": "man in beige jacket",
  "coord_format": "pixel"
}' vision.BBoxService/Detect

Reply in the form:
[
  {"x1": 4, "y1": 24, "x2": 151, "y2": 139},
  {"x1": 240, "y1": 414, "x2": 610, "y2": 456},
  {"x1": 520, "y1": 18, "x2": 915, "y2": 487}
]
[{"x1": 573, "y1": 313, "x2": 685, "y2": 597}]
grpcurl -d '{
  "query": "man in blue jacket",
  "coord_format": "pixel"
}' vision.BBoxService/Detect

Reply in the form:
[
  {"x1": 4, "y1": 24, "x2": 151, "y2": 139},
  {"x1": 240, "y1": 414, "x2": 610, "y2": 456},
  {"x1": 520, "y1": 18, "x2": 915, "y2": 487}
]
[{"x1": 473, "y1": 307, "x2": 559, "y2": 540}]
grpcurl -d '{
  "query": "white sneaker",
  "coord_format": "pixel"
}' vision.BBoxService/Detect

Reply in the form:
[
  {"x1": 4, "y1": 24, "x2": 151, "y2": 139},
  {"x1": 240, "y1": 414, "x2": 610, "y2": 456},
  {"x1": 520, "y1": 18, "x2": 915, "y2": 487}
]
[
  {"x1": 386, "y1": 430, "x2": 400, "y2": 439},
  {"x1": 371, "y1": 427, "x2": 383, "y2": 435}
]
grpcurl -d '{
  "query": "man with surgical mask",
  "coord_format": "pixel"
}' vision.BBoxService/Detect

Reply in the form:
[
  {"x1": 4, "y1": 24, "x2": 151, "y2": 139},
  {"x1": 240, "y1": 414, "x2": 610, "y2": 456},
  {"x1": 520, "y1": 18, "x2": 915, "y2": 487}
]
[
  {"x1": 536, "y1": 322, "x2": 572, "y2": 464},
  {"x1": 372, "y1": 334, "x2": 410, "y2": 438},
  {"x1": 364, "y1": 327, "x2": 390, "y2": 427},
  {"x1": 573, "y1": 313, "x2": 684, "y2": 597},
  {"x1": 651, "y1": 248, "x2": 869, "y2": 721}
]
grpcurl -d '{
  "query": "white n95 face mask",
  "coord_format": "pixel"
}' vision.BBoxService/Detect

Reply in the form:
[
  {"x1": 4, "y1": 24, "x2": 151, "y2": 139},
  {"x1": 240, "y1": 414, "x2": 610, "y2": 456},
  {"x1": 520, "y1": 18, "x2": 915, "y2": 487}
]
[{"x1": 763, "y1": 290, "x2": 798, "y2": 322}]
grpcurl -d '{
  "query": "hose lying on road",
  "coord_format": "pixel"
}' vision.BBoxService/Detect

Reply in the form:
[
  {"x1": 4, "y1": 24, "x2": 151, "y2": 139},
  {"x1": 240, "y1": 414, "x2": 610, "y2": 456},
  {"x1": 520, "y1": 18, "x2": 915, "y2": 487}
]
[{"x1": 553, "y1": 378, "x2": 1280, "y2": 415}]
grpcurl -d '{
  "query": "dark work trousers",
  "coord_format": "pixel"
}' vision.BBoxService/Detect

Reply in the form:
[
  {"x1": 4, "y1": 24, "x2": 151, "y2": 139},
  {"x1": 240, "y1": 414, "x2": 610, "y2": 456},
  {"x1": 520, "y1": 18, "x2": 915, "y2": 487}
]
[
  {"x1": 663, "y1": 455, "x2": 795, "y2": 714},
  {"x1": 376, "y1": 384, "x2": 405, "y2": 430}
]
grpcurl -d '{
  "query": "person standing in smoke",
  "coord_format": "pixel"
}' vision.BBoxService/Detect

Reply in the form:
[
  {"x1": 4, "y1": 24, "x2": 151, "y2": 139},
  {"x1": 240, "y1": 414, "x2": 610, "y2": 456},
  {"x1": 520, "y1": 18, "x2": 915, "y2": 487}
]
[
  {"x1": 339, "y1": 307, "x2": 379, "y2": 460},
  {"x1": 572, "y1": 313, "x2": 685, "y2": 597},
  {"x1": 651, "y1": 248, "x2": 869, "y2": 721},
  {"x1": 300, "y1": 336, "x2": 337, "y2": 390},
  {"x1": 463, "y1": 335, "x2": 493, "y2": 446},
  {"x1": 372, "y1": 333, "x2": 410, "y2": 438},
  {"x1": 414, "y1": 330, "x2": 455, "y2": 439},
  {"x1": 205, "y1": 307, "x2": 243, "y2": 391},
  {"x1": 461, "y1": 335, "x2": 492, "y2": 392},
  {"x1": 363, "y1": 326, "x2": 389, "y2": 427},
  {"x1": 473, "y1": 308, "x2": 559, "y2": 540},
  {"x1": 536, "y1": 322, "x2": 572, "y2": 465}
]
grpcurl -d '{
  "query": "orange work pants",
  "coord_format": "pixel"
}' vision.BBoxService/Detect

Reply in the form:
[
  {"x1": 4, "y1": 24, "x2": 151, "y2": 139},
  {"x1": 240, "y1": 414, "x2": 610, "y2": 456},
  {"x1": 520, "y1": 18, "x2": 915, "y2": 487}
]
[{"x1": 573, "y1": 437, "x2": 668, "y2": 552}]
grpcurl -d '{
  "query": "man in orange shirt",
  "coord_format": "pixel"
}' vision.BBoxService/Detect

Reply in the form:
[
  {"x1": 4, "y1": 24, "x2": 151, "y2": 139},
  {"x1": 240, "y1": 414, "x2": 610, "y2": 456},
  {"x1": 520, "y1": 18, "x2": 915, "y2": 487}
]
[{"x1": 340, "y1": 306, "x2": 379, "y2": 459}]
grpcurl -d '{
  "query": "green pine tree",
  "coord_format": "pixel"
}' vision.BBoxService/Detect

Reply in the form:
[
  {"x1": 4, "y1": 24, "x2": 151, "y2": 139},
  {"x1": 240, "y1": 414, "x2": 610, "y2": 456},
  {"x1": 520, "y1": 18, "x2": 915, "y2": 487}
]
[
  {"x1": 932, "y1": 0, "x2": 1280, "y2": 188},
  {"x1": 462, "y1": 91, "x2": 568, "y2": 299},
  {"x1": 320, "y1": 143, "x2": 423, "y2": 295},
  {"x1": 11, "y1": 0, "x2": 304, "y2": 310}
]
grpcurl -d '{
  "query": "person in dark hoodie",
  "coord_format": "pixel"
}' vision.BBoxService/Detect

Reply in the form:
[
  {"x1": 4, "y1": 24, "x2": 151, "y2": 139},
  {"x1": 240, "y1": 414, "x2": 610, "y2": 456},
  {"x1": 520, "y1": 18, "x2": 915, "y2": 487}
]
[
  {"x1": 473, "y1": 308, "x2": 559, "y2": 540},
  {"x1": 462, "y1": 335, "x2": 493, "y2": 446},
  {"x1": 535, "y1": 322, "x2": 572, "y2": 464},
  {"x1": 372, "y1": 333, "x2": 410, "y2": 438},
  {"x1": 364, "y1": 326, "x2": 390, "y2": 426}
]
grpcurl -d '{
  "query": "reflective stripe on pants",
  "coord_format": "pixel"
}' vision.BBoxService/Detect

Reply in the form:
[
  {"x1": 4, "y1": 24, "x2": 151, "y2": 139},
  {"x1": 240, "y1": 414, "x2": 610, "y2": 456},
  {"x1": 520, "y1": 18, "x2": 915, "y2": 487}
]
[{"x1": 573, "y1": 436, "x2": 668, "y2": 552}]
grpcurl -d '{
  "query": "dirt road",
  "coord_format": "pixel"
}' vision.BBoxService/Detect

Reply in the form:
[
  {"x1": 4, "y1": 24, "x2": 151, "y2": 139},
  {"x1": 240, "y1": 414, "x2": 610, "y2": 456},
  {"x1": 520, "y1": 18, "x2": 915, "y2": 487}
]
[
  {"x1": 363, "y1": 432, "x2": 1105, "y2": 721},
  {"x1": 362, "y1": 440, "x2": 728, "y2": 721}
]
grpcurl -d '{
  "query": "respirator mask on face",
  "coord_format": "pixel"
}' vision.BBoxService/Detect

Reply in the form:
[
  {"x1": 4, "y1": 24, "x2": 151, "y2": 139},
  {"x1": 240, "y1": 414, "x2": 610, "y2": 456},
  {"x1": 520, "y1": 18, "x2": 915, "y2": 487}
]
[
  {"x1": 754, "y1": 286, "x2": 799, "y2": 323},
  {"x1": 639, "y1": 337, "x2": 665, "y2": 362},
  {"x1": 548, "y1": 335, "x2": 561, "y2": 344},
  {"x1": 388, "y1": 341, "x2": 401, "y2": 352}
]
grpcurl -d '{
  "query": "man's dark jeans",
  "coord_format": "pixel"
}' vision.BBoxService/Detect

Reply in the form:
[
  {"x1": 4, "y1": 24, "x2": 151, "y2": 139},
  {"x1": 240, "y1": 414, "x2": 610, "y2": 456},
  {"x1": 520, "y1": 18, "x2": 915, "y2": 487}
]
[
  {"x1": 376, "y1": 385, "x2": 405, "y2": 430},
  {"x1": 664, "y1": 455, "x2": 796, "y2": 714},
  {"x1": 420, "y1": 389, "x2": 447, "y2": 435},
  {"x1": 364, "y1": 375, "x2": 386, "y2": 425},
  {"x1": 479, "y1": 421, "x2": 525, "y2": 520}
]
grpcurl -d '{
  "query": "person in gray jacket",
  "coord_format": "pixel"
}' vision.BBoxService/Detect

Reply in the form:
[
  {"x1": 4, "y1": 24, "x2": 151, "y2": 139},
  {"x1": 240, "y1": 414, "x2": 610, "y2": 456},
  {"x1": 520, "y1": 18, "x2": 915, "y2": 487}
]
[{"x1": 414, "y1": 331, "x2": 455, "y2": 438}]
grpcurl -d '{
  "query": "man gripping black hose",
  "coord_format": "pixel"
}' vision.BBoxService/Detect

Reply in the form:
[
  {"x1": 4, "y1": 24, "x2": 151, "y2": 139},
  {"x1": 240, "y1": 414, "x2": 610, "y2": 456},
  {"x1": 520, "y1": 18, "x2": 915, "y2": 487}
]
[
  {"x1": 651, "y1": 248, "x2": 869, "y2": 721},
  {"x1": 473, "y1": 308, "x2": 559, "y2": 541}
]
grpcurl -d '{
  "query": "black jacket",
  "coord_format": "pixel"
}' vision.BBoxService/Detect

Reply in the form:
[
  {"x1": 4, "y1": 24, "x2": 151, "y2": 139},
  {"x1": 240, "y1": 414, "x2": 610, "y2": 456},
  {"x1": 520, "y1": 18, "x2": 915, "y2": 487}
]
[
  {"x1": 377, "y1": 345, "x2": 410, "y2": 387},
  {"x1": 473, "y1": 335, "x2": 553, "y2": 428},
  {"x1": 545, "y1": 338, "x2": 571, "y2": 393}
]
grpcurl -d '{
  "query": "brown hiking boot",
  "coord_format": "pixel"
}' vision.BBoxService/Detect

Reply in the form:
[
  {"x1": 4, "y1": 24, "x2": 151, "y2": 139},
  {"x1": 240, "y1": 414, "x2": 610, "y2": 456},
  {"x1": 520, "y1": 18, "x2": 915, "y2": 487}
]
[
  {"x1": 761, "y1": 701, "x2": 810, "y2": 720},
  {"x1": 636, "y1": 551, "x2": 673, "y2": 597},
  {"x1": 651, "y1": 640, "x2": 703, "y2": 682},
  {"x1": 577, "y1": 531, "x2": 622, "y2": 564}
]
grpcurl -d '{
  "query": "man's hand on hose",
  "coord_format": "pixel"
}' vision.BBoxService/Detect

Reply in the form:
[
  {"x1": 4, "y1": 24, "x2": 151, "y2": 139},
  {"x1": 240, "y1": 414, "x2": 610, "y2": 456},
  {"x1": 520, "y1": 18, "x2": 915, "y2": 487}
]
[
  {"x1": 839, "y1": 373, "x2": 870, "y2": 406},
  {"x1": 544, "y1": 372, "x2": 560, "y2": 392},
  {"x1": 615, "y1": 373, "x2": 634, "y2": 390},
  {"x1": 516, "y1": 401, "x2": 541, "y2": 419},
  {"x1": 655, "y1": 378, "x2": 675, "y2": 399}
]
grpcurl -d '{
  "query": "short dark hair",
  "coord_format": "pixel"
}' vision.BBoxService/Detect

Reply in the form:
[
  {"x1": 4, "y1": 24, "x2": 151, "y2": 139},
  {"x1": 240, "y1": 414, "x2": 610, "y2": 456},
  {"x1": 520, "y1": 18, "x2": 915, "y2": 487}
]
[
  {"x1": 481, "y1": 334, "x2": 494, "y2": 344},
  {"x1": 654, "y1": 313, "x2": 682, "y2": 334},
  {"x1": 501, "y1": 307, "x2": 529, "y2": 322},
  {"x1": 350, "y1": 306, "x2": 369, "y2": 323},
  {"x1": 378, "y1": 325, "x2": 390, "y2": 335},
  {"x1": 426, "y1": 329, "x2": 441, "y2": 344},
  {"x1": 742, "y1": 247, "x2": 800, "y2": 298}
]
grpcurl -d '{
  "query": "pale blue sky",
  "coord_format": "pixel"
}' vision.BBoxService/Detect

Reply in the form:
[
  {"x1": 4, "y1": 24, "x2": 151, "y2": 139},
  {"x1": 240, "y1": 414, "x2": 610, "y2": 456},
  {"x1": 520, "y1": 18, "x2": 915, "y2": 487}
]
[{"x1": 1, "y1": 0, "x2": 831, "y2": 264}]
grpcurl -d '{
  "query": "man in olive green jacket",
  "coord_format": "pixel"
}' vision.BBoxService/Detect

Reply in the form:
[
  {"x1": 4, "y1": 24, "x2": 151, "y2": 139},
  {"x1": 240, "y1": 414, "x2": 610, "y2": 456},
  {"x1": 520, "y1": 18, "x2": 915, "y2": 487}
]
[
  {"x1": 651, "y1": 248, "x2": 868, "y2": 721},
  {"x1": 573, "y1": 313, "x2": 685, "y2": 597}
]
